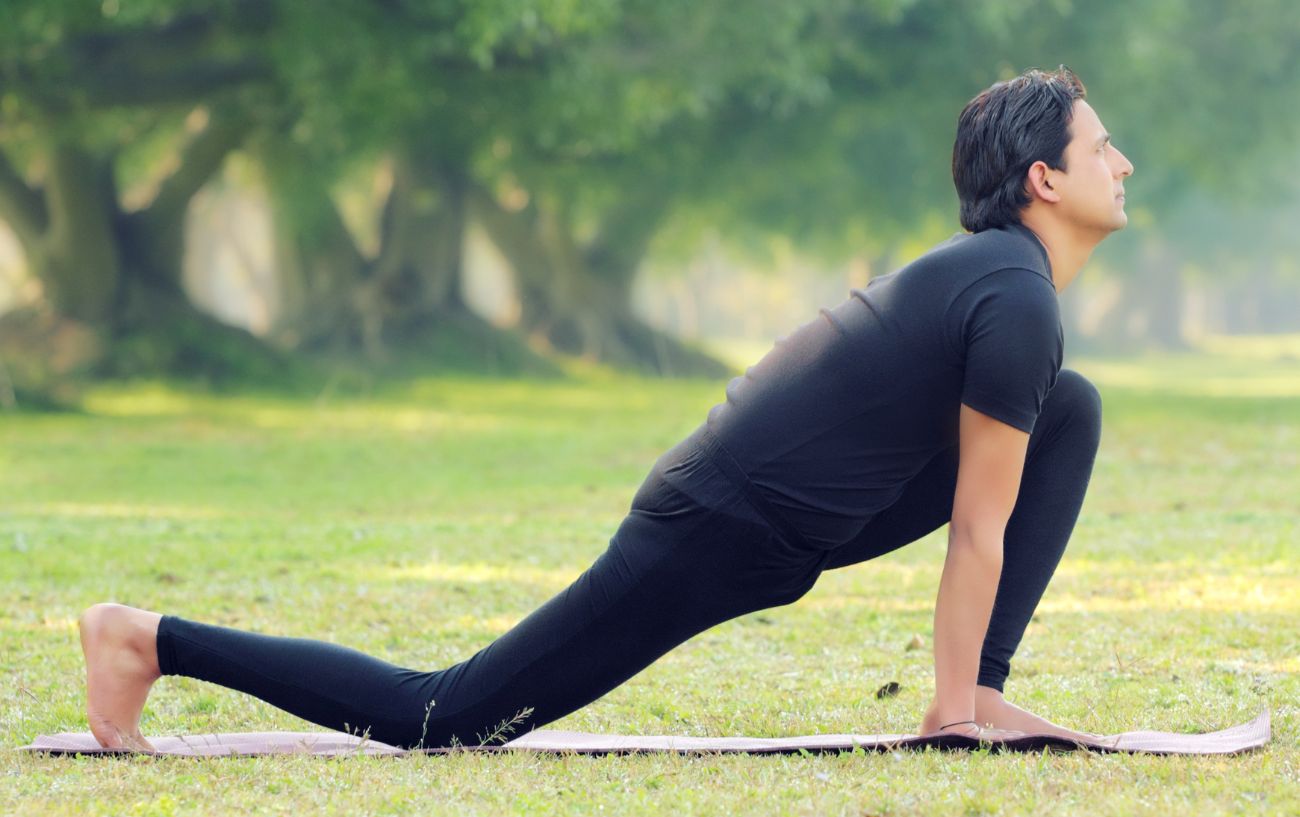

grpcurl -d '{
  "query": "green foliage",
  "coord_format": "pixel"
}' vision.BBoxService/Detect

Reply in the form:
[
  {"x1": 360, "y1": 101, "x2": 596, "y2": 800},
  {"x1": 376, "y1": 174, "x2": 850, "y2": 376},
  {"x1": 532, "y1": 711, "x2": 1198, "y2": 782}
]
[{"x1": 2, "y1": 0, "x2": 1299, "y2": 306}]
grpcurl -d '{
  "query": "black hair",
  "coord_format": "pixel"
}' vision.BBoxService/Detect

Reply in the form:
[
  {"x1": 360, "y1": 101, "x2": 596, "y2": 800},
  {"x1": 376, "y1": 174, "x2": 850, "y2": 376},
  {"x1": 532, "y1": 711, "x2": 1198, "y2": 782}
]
[{"x1": 952, "y1": 66, "x2": 1087, "y2": 233}]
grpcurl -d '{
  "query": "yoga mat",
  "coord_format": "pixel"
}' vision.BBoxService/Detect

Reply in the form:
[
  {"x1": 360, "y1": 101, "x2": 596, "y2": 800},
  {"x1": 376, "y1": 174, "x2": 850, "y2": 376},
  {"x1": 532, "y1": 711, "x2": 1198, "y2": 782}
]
[{"x1": 22, "y1": 710, "x2": 1269, "y2": 757}]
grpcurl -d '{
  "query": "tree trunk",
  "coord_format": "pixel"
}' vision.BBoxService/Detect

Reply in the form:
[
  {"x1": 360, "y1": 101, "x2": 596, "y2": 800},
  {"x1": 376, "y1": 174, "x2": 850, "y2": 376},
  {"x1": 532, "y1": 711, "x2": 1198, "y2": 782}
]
[
  {"x1": 364, "y1": 146, "x2": 475, "y2": 342},
  {"x1": 1135, "y1": 237, "x2": 1186, "y2": 349},
  {"x1": 0, "y1": 112, "x2": 285, "y2": 388},
  {"x1": 37, "y1": 144, "x2": 124, "y2": 324},
  {"x1": 264, "y1": 139, "x2": 510, "y2": 362},
  {"x1": 468, "y1": 181, "x2": 729, "y2": 377},
  {"x1": 1084, "y1": 236, "x2": 1188, "y2": 352},
  {"x1": 260, "y1": 137, "x2": 370, "y2": 351}
]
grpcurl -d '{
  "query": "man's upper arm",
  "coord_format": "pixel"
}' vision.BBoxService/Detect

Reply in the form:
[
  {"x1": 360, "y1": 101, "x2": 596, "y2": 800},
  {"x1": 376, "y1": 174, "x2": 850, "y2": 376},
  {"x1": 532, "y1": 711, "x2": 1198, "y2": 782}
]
[
  {"x1": 951, "y1": 270, "x2": 1063, "y2": 435},
  {"x1": 950, "y1": 403, "x2": 1030, "y2": 539}
]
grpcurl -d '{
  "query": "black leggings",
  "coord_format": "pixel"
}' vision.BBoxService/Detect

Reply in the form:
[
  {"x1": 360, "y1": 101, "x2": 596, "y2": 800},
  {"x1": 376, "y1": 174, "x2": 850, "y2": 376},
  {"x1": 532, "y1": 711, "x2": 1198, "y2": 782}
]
[{"x1": 156, "y1": 369, "x2": 1102, "y2": 748}]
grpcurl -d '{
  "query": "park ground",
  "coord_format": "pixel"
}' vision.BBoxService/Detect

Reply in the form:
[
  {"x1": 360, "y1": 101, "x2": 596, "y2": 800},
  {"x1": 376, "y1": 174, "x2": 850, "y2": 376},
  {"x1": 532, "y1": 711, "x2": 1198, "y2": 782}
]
[{"x1": 2, "y1": 338, "x2": 1298, "y2": 816}]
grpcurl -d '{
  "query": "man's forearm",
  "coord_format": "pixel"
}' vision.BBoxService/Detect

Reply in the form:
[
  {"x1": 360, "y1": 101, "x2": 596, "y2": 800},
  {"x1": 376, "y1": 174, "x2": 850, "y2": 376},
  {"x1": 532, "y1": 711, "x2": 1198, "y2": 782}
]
[{"x1": 932, "y1": 529, "x2": 1003, "y2": 723}]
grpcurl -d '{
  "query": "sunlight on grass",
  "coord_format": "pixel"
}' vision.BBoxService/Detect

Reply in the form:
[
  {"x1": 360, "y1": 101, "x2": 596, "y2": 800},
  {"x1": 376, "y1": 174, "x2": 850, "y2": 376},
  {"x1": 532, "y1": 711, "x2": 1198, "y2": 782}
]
[
  {"x1": 239, "y1": 405, "x2": 507, "y2": 434},
  {"x1": 81, "y1": 383, "x2": 205, "y2": 416},
  {"x1": 83, "y1": 383, "x2": 509, "y2": 432},
  {"x1": 24, "y1": 616, "x2": 79, "y2": 633},
  {"x1": 398, "y1": 374, "x2": 692, "y2": 414},
  {"x1": 1265, "y1": 655, "x2": 1300, "y2": 673},
  {"x1": 1040, "y1": 572, "x2": 1299, "y2": 614},
  {"x1": 368, "y1": 561, "x2": 579, "y2": 590},
  {"x1": 79, "y1": 375, "x2": 704, "y2": 429},
  {"x1": 1074, "y1": 332, "x2": 1300, "y2": 397},
  {"x1": 1076, "y1": 358, "x2": 1300, "y2": 397},
  {"x1": 797, "y1": 564, "x2": 1298, "y2": 616},
  {"x1": 803, "y1": 595, "x2": 933, "y2": 613},
  {"x1": 13, "y1": 501, "x2": 228, "y2": 520},
  {"x1": 443, "y1": 613, "x2": 532, "y2": 634},
  {"x1": 1196, "y1": 333, "x2": 1300, "y2": 360},
  {"x1": 803, "y1": 561, "x2": 940, "y2": 614}
]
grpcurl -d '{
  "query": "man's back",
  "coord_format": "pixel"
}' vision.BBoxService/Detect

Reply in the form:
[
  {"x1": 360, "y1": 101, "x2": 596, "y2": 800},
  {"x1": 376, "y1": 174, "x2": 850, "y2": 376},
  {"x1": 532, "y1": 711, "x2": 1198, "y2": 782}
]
[{"x1": 690, "y1": 223, "x2": 1063, "y2": 549}]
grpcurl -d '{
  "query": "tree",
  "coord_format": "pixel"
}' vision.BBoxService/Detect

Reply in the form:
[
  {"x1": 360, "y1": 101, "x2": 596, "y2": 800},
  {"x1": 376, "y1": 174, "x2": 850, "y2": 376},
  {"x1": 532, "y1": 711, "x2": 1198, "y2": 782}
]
[
  {"x1": 465, "y1": 0, "x2": 915, "y2": 372},
  {"x1": 242, "y1": 0, "x2": 622, "y2": 360},
  {"x1": 0, "y1": 1, "x2": 279, "y2": 381}
]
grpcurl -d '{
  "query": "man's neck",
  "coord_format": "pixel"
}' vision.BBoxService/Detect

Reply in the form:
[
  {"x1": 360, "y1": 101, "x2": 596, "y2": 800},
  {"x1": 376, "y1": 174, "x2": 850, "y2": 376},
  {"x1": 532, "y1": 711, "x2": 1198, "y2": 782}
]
[{"x1": 1017, "y1": 215, "x2": 1101, "y2": 293}]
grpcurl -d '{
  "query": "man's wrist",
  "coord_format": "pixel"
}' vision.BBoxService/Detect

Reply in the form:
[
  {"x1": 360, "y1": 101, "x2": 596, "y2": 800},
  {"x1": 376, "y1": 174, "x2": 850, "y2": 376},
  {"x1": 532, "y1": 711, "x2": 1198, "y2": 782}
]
[{"x1": 973, "y1": 686, "x2": 1009, "y2": 723}]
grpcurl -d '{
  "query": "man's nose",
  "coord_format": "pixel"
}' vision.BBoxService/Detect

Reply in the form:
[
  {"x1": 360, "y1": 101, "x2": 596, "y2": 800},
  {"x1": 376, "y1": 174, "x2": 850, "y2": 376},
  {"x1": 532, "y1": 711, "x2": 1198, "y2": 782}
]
[{"x1": 1114, "y1": 147, "x2": 1134, "y2": 177}]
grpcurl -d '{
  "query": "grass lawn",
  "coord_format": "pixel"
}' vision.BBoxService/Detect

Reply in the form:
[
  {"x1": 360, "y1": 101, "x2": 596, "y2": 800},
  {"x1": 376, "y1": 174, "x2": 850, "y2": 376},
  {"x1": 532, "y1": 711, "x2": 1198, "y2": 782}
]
[{"x1": 1, "y1": 343, "x2": 1297, "y2": 815}]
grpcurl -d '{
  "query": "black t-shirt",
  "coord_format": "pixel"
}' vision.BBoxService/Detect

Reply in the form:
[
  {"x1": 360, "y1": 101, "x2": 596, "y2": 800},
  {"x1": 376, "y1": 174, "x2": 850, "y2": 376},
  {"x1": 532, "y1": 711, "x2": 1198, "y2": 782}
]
[{"x1": 703, "y1": 222, "x2": 1063, "y2": 550}]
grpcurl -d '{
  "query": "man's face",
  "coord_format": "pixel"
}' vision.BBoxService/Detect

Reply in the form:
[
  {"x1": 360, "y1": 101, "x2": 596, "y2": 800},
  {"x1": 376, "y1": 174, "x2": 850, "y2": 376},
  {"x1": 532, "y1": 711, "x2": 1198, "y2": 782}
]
[{"x1": 1050, "y1": 99, "x2": 1134, "y2": 234}]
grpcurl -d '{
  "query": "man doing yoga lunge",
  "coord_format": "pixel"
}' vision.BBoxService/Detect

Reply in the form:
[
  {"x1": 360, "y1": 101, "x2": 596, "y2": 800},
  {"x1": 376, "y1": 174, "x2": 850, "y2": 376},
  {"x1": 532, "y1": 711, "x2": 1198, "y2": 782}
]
[{"x1": 79, "y1": 65, "x2": 1133, "y2": 751}]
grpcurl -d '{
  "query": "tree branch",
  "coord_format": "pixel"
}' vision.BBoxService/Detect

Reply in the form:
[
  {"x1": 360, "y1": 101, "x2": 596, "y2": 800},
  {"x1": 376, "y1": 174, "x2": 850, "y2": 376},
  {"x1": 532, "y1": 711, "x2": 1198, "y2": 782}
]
[
  {"x1": 142, "y1": 106, "x2": 252, "y2": 224},
  {"x1": 466, "y1": 179, "x2": 536, "y2": 251},
  {"x1": 370, "y1": 153, "x2": 414, "y2": 285}
]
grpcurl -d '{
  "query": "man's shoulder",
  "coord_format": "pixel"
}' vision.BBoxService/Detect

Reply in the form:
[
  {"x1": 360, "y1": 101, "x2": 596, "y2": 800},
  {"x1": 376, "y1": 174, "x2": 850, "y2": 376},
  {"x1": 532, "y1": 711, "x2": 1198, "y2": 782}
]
[
  {"x1": 917, "y1": 224, "x2": 1049, "y2": 282},
  {"x1": 858, "y1": 223, "x2": 1052, "y2": 308}
]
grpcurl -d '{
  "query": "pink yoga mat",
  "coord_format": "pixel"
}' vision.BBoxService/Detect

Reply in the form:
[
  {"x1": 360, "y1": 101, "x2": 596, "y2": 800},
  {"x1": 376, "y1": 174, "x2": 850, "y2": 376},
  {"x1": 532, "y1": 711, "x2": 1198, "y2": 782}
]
[{"x1": 23, "y1": 710, "x2": 1269, "y2": 757}]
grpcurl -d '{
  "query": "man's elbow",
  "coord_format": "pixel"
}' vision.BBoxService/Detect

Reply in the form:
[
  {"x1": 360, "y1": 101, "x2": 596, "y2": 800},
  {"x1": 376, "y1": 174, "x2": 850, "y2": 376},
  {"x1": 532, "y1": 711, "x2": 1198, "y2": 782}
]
[{"x1": 947, "y1": 521, "x2": 1006, "y2": 566}]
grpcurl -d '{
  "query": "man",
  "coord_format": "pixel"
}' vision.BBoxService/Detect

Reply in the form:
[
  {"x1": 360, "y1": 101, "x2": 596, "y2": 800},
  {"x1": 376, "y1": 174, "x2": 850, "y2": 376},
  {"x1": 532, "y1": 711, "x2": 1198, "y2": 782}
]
[
  {"x1": 78, "y1": 66, "x2": 1132, "y2": 751},
  {"x1": 919, "y1": 65, "x2": 1133, "y2": 737}
]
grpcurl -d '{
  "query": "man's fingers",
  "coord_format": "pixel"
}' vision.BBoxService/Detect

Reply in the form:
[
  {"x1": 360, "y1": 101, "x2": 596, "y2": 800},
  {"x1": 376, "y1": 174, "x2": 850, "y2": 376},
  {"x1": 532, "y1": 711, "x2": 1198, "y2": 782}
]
[{"x1": 975, "y1": 727, "x2": 1028, "y2": 741}]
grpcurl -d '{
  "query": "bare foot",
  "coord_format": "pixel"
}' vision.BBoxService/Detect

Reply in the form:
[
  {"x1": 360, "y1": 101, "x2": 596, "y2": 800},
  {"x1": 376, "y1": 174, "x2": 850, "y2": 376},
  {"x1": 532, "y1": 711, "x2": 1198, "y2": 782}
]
[{"x1": 78, "y1": 603, "x2": 164, "y2": 752}]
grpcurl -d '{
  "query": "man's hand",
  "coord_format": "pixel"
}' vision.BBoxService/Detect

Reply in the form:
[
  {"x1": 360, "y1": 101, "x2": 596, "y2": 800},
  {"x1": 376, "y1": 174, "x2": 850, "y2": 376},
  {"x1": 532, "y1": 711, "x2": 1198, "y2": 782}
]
[
  {"x1": 918, "y1": 697, "x2": 1026, "y2": 741},
  {"x1": 972, "y1": 686, "x2": 1101, "y2": 742},
  {"x1": 918, "y1": 690, "x2": 1099, "y2": 742}
]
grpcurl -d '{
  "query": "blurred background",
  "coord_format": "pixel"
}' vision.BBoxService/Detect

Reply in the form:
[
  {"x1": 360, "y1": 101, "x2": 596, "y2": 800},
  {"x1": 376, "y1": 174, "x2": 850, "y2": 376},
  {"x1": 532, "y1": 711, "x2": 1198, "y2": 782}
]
[{"x1": 1, "y1": 0, "x2": 1298, "y2": 403}]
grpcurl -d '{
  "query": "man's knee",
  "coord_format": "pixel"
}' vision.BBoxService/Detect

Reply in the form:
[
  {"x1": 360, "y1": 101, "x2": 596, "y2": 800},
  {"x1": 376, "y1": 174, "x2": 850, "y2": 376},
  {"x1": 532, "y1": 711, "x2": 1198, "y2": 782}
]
[{"x1": 1049, "y1": 369, "x2": 1103, "y2": 442}]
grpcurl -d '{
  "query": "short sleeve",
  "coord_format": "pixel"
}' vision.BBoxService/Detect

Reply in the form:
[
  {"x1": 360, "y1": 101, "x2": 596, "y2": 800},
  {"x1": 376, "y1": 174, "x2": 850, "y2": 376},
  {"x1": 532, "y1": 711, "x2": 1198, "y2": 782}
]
[{"x1": 948, "y1": 268, "x2": 1063, "y2": 433}]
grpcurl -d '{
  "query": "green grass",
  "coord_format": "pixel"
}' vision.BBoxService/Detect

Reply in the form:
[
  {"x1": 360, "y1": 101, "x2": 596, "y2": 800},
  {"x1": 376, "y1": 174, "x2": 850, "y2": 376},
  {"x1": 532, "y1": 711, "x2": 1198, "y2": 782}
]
[{"x1": 2, "y1": 342, "x2": 1298, "y2": 816}]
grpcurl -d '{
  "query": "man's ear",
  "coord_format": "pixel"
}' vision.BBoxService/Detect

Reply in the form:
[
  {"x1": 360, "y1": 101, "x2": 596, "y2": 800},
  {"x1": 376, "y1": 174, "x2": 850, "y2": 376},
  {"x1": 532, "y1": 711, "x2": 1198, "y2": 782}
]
[{"x1": 1025, "y1": 160, "x2": 1061, "y2": 203}]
